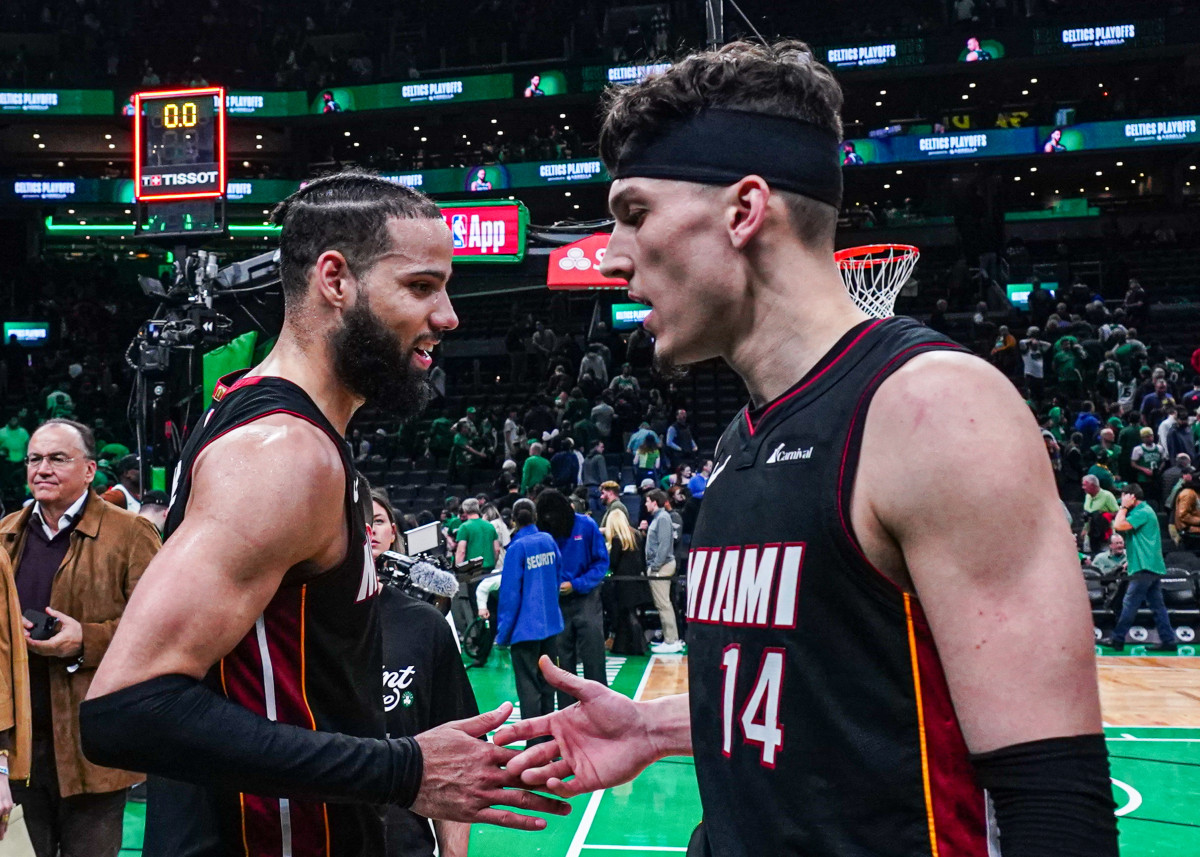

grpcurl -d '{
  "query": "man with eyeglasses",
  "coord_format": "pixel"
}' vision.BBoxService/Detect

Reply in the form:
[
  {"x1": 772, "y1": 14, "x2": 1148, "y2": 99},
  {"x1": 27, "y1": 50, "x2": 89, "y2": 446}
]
[{"x1": 0, "y1": 418, "x2": 160, "y2": 857}]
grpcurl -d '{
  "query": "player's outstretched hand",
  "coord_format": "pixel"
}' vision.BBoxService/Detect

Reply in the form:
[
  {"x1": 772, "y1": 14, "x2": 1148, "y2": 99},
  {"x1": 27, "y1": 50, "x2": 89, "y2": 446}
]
[
  {"x1": 412, "y1": 702, "x2": 572, "y2": 830},
  {"x1": 492, "y1": 656, "x2": 660, "y2": 798}
]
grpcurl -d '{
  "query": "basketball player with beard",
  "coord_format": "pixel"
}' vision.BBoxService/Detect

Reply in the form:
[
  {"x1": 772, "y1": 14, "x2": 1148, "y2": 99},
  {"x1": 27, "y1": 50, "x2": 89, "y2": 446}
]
[
  {"x1": 495, "y1": 43, "x2": 1116, "y2": 857},
  {"x1": 78, "y1": 173, "x2": 569, "y2": 857}
]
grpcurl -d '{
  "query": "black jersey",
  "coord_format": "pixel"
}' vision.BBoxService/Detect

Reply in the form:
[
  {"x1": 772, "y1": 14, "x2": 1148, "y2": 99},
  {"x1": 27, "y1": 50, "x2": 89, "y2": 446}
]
[
  {"x1": 687, "y1": 317, "x2": 997, "y2": 857},
  {"x1": 147, "y1": 371, "x2": 385, "y2": 857},
  {"x1": 379, "y1": 587, "x2": 478, "y2": 857}
]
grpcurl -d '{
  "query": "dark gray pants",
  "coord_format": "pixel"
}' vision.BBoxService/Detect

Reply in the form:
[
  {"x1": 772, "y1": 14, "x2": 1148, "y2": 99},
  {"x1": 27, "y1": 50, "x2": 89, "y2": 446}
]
[
  {"x1": 557, "y1": 588, "x2": 607, "y2": 711},
  {"x1": 510, "y1": 637, "x2": 559, "y2": 745},
  {"x1": 11, "y1": 739, "x2": 127, "y2": 857}
]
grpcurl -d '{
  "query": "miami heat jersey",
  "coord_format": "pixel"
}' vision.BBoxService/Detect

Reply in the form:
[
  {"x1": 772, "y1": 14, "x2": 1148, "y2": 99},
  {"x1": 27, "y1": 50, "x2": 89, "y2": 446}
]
[
  {"x1": 687, "y1": 317, "x2": 997, "y2": 857},
  {"x1": 147, "y1": 371, "x2": 385, "y2": 857}
]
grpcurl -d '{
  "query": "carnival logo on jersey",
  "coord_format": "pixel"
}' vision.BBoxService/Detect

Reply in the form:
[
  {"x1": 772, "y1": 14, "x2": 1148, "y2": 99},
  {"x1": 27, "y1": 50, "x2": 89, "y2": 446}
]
[
  {"x1": 765, "y1": 443, "x2": 814, "y2": 465},
  {"x1": 686, "y1": 543, "x2": 804, "y2": 628}
]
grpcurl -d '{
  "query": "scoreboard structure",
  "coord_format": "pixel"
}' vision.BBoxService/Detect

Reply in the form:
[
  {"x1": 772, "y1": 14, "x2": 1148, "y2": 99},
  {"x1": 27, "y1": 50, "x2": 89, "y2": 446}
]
[{"x1": 133, "y1": 86, "x2": 226, "y2": 236}]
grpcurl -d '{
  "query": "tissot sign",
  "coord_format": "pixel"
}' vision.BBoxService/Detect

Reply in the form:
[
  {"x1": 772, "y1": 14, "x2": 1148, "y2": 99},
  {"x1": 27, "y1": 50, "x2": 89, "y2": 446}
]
[{"x1": 439, "y1": 200, "x2": 528, "y2": 264}]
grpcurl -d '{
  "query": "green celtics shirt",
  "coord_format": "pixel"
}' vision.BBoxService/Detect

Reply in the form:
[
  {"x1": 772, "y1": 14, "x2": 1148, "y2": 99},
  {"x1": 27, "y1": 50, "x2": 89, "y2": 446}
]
[
  {"x1": 1122, "y1": 502, "x2": 1166, "y2": 575},
  {"x1": 456, "y1": 517, "x2": 498, "y2": 570}
]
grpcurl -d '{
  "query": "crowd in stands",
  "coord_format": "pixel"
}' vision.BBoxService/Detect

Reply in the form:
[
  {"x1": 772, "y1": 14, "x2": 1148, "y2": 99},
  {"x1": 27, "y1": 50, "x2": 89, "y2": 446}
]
[
  {"x1": 930, "y1": 274, "x2": 1200, "y2": 569},
  {"x1": 0, "y1": 259, "x2": 144, "y2": 513}
]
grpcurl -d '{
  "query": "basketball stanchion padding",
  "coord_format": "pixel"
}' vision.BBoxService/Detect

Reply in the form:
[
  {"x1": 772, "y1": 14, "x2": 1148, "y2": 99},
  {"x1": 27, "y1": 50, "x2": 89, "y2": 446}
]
[{"x1": 834, "y1": 243, "x2": 920, "y2": 319}]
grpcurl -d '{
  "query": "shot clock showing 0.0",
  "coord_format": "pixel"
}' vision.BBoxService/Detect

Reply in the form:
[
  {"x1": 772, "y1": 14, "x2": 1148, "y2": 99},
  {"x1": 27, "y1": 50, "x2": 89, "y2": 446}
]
[{"x1": 133, "y1": 86, "x2": 226, "y2": 202}]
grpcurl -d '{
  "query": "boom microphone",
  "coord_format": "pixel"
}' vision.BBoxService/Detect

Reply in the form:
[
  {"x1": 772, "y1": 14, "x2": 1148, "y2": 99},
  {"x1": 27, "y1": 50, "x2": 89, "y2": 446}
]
[{"x1": 408, "y1": 561, "x2": 460, "y2": 598}]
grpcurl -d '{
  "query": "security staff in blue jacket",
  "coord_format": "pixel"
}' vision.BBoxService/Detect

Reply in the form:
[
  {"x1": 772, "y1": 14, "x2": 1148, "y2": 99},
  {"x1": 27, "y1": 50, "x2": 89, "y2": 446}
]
[
  {"x1": 496, "y1": 499, "x2": 564, "y2": 734},
  {"x1": 535, "y1": 490, "x2": 610, "y2": 710}
]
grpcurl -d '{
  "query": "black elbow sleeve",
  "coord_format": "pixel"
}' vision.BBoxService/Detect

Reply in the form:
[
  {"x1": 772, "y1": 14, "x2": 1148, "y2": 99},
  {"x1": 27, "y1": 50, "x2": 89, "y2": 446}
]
[
  {"x1": 80, "y1": 674, "x2": 423, "y2": 807},
  {"x1": 970, "y1": 733, "x2": 1118, "y2": 857}
]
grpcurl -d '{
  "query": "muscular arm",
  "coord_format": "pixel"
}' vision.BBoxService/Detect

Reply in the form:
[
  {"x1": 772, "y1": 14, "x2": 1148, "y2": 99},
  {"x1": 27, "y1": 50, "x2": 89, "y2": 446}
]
[
  {"x1": 90, "y1": 417, "x2": 348, "y2": 692},
  {"x1": 82, "y1": 417, "x2": 566, "y2": 826},
  {"x1": 856, "y1": 352, "x2": 1102, "y2": 752}
]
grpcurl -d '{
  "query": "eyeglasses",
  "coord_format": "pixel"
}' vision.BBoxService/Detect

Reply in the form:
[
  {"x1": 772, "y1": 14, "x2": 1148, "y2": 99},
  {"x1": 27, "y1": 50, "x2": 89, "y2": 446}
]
[{"x1": 24, "y1": 453, "x2": 82, "y2": 468}]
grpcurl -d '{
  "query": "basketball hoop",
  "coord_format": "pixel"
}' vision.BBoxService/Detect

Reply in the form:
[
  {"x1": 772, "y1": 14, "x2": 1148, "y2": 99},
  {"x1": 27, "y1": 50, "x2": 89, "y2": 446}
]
[{"x1": 834, "y1": 243, "x2": 920, "y2": 319}]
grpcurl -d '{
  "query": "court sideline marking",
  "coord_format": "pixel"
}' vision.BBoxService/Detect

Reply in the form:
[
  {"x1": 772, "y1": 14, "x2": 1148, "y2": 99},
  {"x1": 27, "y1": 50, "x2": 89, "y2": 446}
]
[{"x1": 565, "y1": 656, "x2": 661, "y2": 857}]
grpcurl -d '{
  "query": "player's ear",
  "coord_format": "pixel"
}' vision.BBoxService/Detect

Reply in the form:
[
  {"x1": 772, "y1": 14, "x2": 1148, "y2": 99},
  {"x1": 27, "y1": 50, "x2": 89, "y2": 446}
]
[
  {"x1": 311, "y1": 250, "x2": 355, "y2": 310},
  {"x1": 726, "y1": 176, "x2": 770, "y2": 250}
]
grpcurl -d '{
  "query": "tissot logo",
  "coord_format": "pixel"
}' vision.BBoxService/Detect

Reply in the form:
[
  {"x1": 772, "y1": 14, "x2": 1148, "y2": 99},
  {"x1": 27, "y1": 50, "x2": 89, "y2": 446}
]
[
  {"x1": 141, "y1": 170, "x2": 219, "y2": 187},
  {"x1": 765, "y1": 443, "x2": 814, "y2": 465}
]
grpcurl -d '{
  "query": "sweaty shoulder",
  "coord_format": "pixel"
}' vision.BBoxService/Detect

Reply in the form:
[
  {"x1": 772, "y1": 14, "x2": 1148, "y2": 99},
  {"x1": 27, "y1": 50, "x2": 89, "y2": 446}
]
[
  {"x1": 859, "y1": 350, "x2": 1058, "y2": 546},
  {"x1": 186, "y1": 413, "x2": 348, "y2": 570}
]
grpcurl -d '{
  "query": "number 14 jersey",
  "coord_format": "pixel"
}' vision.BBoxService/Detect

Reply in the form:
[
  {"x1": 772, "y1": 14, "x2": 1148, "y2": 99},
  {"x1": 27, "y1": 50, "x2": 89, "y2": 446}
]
[{"x1": 687, "y1": 318, "x2": 998, "y2": 857}]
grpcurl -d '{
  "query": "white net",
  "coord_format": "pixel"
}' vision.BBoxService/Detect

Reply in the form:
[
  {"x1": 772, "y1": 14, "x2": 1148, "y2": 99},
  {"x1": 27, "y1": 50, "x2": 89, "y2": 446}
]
[{"x1": 835, "y1": 244, "x2": 920, "y2": 319}]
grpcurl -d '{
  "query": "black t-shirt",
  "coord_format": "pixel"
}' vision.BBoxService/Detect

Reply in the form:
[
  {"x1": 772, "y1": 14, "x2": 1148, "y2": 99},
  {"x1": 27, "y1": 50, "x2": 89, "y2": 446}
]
[{"x1": 379, "y1": 587, "x2": 478, "y2": 857}]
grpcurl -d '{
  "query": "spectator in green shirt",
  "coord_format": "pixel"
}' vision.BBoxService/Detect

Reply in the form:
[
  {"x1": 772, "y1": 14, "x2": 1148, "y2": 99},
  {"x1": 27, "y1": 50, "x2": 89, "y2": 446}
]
[
  {"x1": 1115, "y1": 413, "x2": 1145, "y2": 483},
  {"x1": 521, "y1": 442, "x2": 551, "y2": 495},
  {"x1": 0, "y1": 416, "x2": 30, "y2": 463},
  {"x1": 455, "y1": 499, "x2": 499, "y2": 571},
  {"x1": 1100, "y1": 484, "x2": 1176, "y2": 652},
  {"x1": 1081, "y1": 474, "x2": 1119, "y2": 550},
  {"x1": 1088, "y1": 428, "x2": 1120, "y2": 468},
  {"x1": 1129, "y1": 427, "x2": 1166, "y2": 491},
  {"x1": 1086, "y1": 452, "x2": 1117, "y2": 494},
  {"x1": 427, "y1": 413, "x2": 454, "y2": 461},
  {"x1": 1089, "y1": 534, "x2": 1127, "y2": 578}
]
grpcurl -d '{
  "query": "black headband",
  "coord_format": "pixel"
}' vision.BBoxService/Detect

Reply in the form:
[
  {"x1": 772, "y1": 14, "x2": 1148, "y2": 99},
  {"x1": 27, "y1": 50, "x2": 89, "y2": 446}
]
[{"x1": 611, "y1": 108, "x2": 843, "y2": 209}]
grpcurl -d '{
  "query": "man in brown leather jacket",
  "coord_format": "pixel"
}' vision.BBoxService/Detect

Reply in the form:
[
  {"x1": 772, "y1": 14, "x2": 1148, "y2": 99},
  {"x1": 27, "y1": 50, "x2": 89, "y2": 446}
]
[{"x1": 0, "y1": 419, "x2": 159, "y2": 857}]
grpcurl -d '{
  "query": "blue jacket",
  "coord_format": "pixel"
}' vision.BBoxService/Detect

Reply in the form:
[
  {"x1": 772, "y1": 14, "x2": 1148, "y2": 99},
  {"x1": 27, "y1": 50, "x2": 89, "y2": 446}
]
[
  {"x1": 556, "y1": 514, "x2": 609, "y2": 596},
  {"x1": 496, "y1": 525, "x2": 564, "y2": 646}
]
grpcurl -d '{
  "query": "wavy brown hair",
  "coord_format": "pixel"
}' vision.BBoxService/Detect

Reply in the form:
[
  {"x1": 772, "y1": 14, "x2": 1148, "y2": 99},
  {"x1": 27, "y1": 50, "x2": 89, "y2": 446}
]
[{"x1": 599, "y1": 40, "x2": 844, "y2": 248}]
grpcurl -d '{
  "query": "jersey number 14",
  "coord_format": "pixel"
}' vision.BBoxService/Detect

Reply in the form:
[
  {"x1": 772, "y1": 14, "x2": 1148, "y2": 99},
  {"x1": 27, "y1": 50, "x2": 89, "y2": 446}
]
[{"x1": 720, "y1": 645, "x2": 785, "y2": 767}]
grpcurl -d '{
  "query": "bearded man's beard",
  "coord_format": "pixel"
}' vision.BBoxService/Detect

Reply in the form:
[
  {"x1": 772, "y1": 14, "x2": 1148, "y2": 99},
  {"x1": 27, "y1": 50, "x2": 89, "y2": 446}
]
[{"x1": 330, "y1": 294, "x2": 434, "y2": 418}]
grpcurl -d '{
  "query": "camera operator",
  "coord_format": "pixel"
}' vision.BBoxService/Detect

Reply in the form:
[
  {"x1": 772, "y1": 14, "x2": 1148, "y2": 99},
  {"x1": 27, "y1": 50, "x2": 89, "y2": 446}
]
[{"x1": 370, "y1": 491, "x2": 478, "y2": 857}]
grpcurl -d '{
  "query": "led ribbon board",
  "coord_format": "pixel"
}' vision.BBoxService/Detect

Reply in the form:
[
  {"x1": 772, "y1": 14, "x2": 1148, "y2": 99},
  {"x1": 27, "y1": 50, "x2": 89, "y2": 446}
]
[{"x1": 134, "y1": 86, "x2": 226, "y2": 201}]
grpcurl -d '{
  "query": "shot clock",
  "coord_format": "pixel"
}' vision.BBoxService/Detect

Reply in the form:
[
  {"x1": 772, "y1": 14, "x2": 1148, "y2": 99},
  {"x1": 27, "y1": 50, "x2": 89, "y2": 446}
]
[{"x1": 134, "y1": 86, "x2": 225, "y2": 201}]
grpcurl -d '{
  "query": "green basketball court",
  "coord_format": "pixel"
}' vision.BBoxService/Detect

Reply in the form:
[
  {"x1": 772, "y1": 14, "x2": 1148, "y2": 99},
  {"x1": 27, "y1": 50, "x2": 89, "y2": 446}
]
[{"x1": 119, "y1": 652, "x2": 1200, "y2": 855}]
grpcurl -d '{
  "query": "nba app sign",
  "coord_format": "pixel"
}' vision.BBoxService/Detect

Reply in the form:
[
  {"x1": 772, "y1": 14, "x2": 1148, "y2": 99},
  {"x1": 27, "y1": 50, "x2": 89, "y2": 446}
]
[{"x1": 438, "y1": 201, "x2": 528, "y2": 264}]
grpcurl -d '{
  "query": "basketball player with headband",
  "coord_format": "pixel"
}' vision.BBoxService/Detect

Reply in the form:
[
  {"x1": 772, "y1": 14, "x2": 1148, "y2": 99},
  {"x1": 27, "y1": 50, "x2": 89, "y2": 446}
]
[{"x1": 497, "y1": 41, "x2": 1117, "y2": 857}]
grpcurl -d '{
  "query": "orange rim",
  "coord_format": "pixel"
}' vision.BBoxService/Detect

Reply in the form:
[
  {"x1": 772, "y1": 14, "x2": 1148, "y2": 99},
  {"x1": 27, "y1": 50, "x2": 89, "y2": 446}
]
[{"x1": 835, "y1": 243, "x2": 919, "y2": 268}]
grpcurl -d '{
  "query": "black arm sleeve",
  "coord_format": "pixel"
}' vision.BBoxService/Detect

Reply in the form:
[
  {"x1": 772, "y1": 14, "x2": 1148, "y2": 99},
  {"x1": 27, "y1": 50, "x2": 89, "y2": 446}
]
[
  {"x1": 79, "y1": 674, "x2": 423, "y2": 806},
  {"x1": 970, "y1": 733, "x2": 1118, "y2": 857}
]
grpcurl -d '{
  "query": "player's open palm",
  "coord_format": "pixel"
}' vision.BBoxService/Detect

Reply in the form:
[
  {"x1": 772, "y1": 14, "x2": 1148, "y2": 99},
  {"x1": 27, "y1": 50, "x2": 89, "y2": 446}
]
[
  {"x1": 412, "y1": 702, "x2": 571, "y2": 830},
  {"x1": 494, "y1": 656, "x2": 660, "y2": 798}
]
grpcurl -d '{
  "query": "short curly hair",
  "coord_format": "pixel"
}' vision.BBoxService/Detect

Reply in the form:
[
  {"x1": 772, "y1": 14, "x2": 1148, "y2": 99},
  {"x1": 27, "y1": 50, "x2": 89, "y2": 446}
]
[{"x1": 599, "y1": 40, "x2": 844, "y2": 247}]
